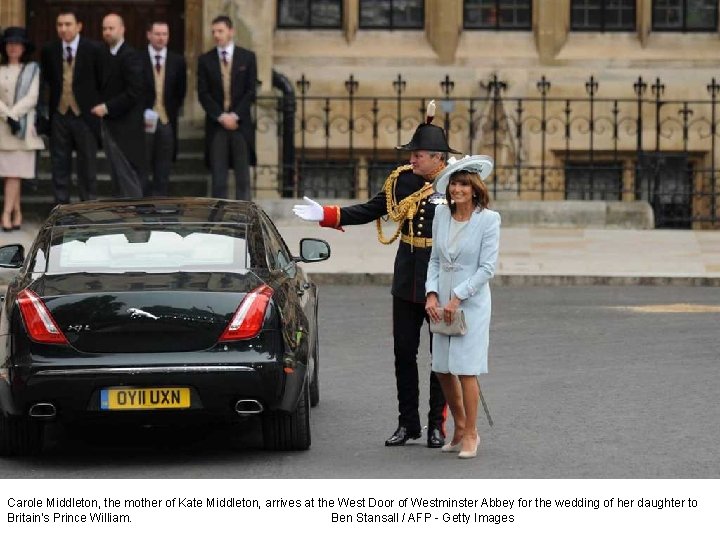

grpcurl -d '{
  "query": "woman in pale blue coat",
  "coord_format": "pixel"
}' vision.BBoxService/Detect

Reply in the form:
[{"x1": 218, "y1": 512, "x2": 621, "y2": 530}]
[{"x1": 425, "y1": 155, "x2": 499, "y2": 459}]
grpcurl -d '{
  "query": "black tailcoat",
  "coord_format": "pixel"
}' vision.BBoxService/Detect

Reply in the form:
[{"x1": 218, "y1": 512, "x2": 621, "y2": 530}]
[
  {"x1": 40, "y1": 36, "x2": 103, "y2": 141},
  {"x1": 197, "y1": 45, "x2": 257, "y2": 167},
  {"x1": 98, "y1": 42, "x2": 147, "y2": 172},
  {"x1": 142, "y1": 48, "x2": 187, "y2": 161}
]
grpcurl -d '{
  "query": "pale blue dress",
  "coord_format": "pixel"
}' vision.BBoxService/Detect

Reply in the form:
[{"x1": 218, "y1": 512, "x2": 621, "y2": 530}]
[{"x1": 425, "y1": 205, "x2": 501, "y2": 375}]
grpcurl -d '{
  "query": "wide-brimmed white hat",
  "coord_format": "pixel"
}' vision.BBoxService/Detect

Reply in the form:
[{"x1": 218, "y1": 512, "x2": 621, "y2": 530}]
[{"x1": 433, "y1": 154, "x2": 494, "y2": 193}]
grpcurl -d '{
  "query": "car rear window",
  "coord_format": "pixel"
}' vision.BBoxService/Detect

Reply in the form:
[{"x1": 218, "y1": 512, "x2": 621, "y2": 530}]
[{"x1": 45, "y1": 223, "x2": 250, "y2": 274}]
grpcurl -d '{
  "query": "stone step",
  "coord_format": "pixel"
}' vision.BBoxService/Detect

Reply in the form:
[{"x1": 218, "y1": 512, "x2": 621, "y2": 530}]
[
  {"x1": 15, "y1": 138, "x2": 215, "y2": 221},
  {"x1": 27, "y1": 173, "x2": 209, "y2": 196},
  {"x1": 19, "y1": 174, "x2": 210, "y2": 222},
  {"x1": 178, "y1": 138, "x2": 206, "y2": 154},
  {"x1": 18, "y1": 181, "x2": 208, "y2": 222},
  {"x1": 36, "y1": 151, "x2": 209, "y2": 176}
]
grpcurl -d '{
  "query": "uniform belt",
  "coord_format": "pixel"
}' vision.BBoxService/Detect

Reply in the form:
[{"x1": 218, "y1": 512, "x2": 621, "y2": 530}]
[{"x1": 400, "y1": 234, "x2": 432, "y2": 248}]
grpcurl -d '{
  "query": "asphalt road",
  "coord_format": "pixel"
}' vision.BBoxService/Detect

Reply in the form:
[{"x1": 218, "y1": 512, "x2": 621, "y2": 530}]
[{"x1": 1, "y1": 285, "x2": 718, "y2": 479}]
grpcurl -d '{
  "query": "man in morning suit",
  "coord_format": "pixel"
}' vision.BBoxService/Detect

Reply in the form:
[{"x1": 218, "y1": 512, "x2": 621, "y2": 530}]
[
  {"x1": 142, "y1": 20, "x2": 187, "y2": 196},
  {"x1": 40, "y1": 10, "x2": 102, "y2": 203},
  {"x1": 197, "y1": 15, "x2": 257, "y2": 201},
  {"x1": 293, "y1": 103, "x2": 457, "y2": 448},
  {"x1": 91, "y1": 13, "x2": 147, "y2": 198}
]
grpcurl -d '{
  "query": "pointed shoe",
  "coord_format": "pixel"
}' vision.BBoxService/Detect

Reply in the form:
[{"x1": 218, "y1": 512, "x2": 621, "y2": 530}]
[
  {"x1": 441, "y1": 440, "x2": 463, "y2": 453},
  {"x1": 458, "y1": 435, "x2": 480, "y2": 459}
]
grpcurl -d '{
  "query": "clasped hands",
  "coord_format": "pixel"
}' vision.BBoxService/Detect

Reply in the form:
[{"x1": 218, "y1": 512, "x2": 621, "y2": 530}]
[
  {"x1": 425, "y1": 292, "x2": 461, "y2": 324},
  {"x1": 218, "y1": 113, "x2": 239, "y2": 130}
]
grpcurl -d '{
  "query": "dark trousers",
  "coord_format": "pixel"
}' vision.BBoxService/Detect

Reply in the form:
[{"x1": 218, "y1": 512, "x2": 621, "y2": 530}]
[
  {"x1": 145, "y1": 122, "x2": 174, "y2": 196},
  {"x1": 50, "y1": 112, "x2": 98, "y2": 203},
  {"x1": 392, "y1": 295, "x2": 447, "y2": 434},
  {"x1": 209, "y1": 128, "x2": 251, "y2": 200},
  {"x1": 101, "y1": 122, "x2": 145, "y2": 199}
]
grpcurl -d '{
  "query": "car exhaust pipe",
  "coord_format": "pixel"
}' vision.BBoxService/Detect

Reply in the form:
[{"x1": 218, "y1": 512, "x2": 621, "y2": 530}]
[
  {"x1": 29, "y1": 402, "x2": 56, "y2": 419},
  {"x1": 234, "y1": 399, "x2": 264, "y2": 415}
]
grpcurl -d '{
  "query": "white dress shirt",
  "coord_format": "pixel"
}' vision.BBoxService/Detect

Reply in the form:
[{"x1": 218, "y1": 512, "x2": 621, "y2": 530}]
[
  {"x1": 216, "y1": 44, "x2": 234, "y2": 63},
  {"x1": 63, "y1": 33, "x2": 80, "y2": 61},
  {"x1": 109, "y1": 39, "x2": 124, "y2": 56},
  {"x1": 148, "y1": 46, "x2": 167, "y2": 67}
]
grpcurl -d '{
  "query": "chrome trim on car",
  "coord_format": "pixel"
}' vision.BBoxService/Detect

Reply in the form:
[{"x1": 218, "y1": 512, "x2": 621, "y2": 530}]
[
  {"x1": 29, "y1": 402, "x2": 57, "y2": 419},
  {"x1": 34, "y1": 366, "x2": 256, "y2": 376},
  {"x1": 234, "y1": 399, "x2": 264, "y2": 415}
]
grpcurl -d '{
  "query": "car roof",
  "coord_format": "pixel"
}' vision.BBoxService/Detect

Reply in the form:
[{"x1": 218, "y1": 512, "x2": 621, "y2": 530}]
[{"x1": 50, "y1": 198, "x2": 261, "y2": 226}]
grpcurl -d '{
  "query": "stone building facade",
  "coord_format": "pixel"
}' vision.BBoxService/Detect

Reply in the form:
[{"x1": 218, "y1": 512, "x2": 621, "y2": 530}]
[{"x1": 2, "y1": 1, "x2": 719, "y2": 227}]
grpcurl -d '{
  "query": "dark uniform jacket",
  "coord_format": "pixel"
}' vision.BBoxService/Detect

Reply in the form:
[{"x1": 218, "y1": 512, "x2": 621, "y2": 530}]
[{"x1": 326, "y1": 166, "x2": 439, "y2": 303}]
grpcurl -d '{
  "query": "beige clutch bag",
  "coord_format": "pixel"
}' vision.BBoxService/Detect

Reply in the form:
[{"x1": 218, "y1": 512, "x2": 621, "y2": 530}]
[{"x1": 429, "y1": 309, "x2": 467, "y2": 336}]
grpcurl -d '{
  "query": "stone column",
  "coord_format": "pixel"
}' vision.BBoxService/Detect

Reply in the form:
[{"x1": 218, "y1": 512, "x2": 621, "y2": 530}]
[
  {"x1": 0, "y1": 0, "x2": 25, "y2": 27},
  {"x1": 230, "y1": 0, "x2": 273, "y2": 93},
  {"x1": 345, "y1": 0, "x2": 359, "y2": 43},
  {"x1": 184, "y1": 0, "x2": 205, "y2": 127},
  {"x1": 637, "y1": 0, "x2": 652, "y2": 47},
  {"x1": 533, "y1": 0, "x2": 569, "y2": 64},
  {"x1": 425, "y1": 0, "x2": 461, "y2": 64}
]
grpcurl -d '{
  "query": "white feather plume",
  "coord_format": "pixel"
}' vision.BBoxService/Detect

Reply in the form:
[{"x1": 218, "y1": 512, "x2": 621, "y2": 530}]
[{"x1": 426, "y1": 100, "x2": 436, "y2": 124}]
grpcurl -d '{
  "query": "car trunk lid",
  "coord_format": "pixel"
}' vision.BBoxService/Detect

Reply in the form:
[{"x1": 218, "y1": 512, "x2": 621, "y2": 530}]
[{"x1": 29, "y1": 272, "x2": 269, "y2": 353}]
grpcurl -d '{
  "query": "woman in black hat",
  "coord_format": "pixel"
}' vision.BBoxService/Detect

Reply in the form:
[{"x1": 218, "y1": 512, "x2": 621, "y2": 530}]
[{"x1": 0, "y1": 26, "x2": 44, "y2": 231}]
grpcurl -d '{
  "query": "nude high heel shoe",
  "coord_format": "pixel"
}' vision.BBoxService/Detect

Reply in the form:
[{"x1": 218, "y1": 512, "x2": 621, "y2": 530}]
[
  {"x1": 458, "y1": 435, "x2": 480, "y2": 459},
  {"x1": 441, "y1": 440, "x2": 463, "y2": 453}
]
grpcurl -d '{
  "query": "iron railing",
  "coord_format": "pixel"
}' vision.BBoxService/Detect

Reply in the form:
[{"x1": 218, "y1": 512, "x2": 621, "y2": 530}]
[{"x1": 254, "y1": 73, "x2": 720, "y2": 228}]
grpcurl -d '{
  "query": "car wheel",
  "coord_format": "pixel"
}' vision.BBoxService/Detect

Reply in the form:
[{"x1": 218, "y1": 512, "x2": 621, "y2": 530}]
[
  {"x1": 262, "y1": 378, "x2": 311, "y2": 451},
  {"x1": 0, "y1": 414, "x2": 44, "y2": 456},
  {"x1": 309, "y1": 328, "x2": 320, "y2": 407}
]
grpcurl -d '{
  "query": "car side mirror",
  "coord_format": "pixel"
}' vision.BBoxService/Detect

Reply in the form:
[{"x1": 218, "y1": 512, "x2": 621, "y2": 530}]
[
  {"x1": 297, "y1": 238, "x2": 330, "y2": 263},
  {"x1": 0, "y1": 244, "x2": 25, "y2": 268}
]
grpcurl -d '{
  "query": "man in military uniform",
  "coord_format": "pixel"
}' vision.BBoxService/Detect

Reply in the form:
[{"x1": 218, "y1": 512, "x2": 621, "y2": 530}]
[{"x1": 293, "y1": 102, "x2": 461, "y2": 447}]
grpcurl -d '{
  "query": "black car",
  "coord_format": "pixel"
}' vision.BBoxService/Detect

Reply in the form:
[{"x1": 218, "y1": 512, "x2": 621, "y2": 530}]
[{"x1": 0, "y1": 198, "x2": 330, "y2": 455}]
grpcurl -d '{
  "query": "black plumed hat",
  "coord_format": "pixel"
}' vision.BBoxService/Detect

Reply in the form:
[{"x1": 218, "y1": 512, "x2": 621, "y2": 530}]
[{"x1": 396, "y1": 100, "x2": 462, "y2": 154}]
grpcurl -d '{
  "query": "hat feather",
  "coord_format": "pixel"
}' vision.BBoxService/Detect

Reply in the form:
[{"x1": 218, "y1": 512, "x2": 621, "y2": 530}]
[{"x1": 426, "y1": 100, "x2": 436, "y2": 124}]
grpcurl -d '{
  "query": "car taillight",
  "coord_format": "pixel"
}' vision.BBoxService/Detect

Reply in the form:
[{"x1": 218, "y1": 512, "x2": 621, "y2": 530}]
[
  {"x1": 219, "y1": 284, "x2": 273, "y2": 341},
  {"x1": 17, "y1": 289, "x2": 69, "y2": 345}
]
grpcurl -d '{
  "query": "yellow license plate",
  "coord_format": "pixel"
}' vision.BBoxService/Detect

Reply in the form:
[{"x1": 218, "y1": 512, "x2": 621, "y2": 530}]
[{"x1": 100, "y1": 387, "x2": 191, "y2": 410}]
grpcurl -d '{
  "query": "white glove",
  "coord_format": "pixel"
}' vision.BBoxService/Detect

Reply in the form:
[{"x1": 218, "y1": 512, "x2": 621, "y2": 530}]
[{"x1": 292, "y1": 196, "x2": 324, "y2": 222}]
